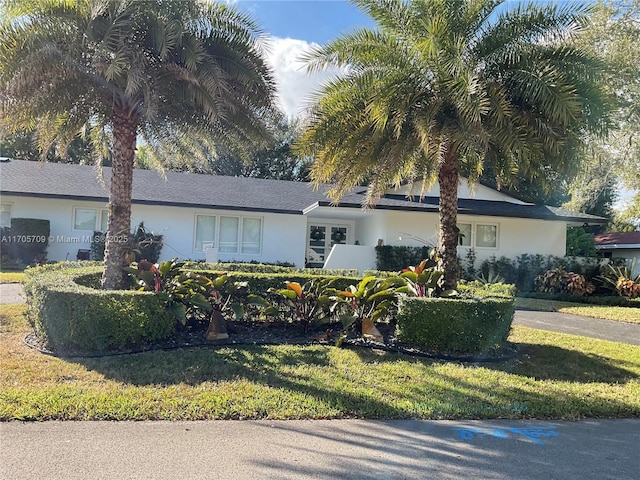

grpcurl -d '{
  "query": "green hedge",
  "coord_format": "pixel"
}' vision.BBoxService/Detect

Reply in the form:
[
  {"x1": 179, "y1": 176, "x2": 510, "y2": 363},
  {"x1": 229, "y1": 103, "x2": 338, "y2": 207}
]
[
  {"x1": 375, "y1": 245, "x2": 432, "y2": 271},
  {"x1": 23, "y1": 263, "x2": 174, "y2": 354},
  {"x1": 396, "y1": 297, "x2": 515, "y2": 354},
  {"x1": 457, "y1": 280, "x2": 517, "y2": 298},
  {"x1": 193, "y1": 269, "x2": 359, "y2": 294},
  {"x1": 184, "y1": 261, "x2": 358, "y2": 277}
]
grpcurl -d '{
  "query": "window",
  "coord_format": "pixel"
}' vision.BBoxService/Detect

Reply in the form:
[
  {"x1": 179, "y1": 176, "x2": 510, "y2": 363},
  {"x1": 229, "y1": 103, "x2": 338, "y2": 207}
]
[
  {"x1": 454, "y1": 222, "x2": 498, "y2": 248},
  {"x1": 74, "y1": 208, "x2": 97, "y2": 230},
  {"x1": 476, "y1": 224, "x2": 497, "y2": 248},
  {"x1": 0, "y1": 204, "x2": 11, "y2": 228},
  {"x1": 194, "y1": 214, "x2": 262, "y2": 254},
  {"x1": 219, "y1": 217, "x2": 239, "y2": 253},
  {"x1": 195, "y1": 215, "x2": 216, "y2": 251},
  {"x1": 99, "y1": 210, "x2": 108, "y2": 232},
  {"x1": 73, "y1": 208, "x2": 109, "y2": 231},
  {"x1": 241, "y1": 218, "x2": 262, "y2": 254},
  {"x1": 457, "y1": 223, "x2": 472, "y2": 246}
]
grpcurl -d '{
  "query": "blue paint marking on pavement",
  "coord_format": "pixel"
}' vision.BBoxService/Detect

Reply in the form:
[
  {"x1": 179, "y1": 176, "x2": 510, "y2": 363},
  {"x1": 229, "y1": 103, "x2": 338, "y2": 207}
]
[{"x1": 453, "y1": 426, "x2": 559, "y2": 445}]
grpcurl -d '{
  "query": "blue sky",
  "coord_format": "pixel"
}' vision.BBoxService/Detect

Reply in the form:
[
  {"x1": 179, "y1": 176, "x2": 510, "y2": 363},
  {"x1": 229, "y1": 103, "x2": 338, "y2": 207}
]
[{"x1": 237, "y1": 0, "x2": 373, "y2": 44}]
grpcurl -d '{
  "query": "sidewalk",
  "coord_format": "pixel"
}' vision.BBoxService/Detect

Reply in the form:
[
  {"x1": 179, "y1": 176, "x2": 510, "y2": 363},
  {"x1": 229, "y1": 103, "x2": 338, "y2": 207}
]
[{"x1": 1, "y1": 419, "x2": 638, "y2": 479}]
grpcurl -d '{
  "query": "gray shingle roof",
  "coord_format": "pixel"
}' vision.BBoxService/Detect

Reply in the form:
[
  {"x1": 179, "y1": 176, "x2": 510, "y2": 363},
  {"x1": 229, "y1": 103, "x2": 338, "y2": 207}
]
[
  {"x1": 0, "y1": 159, "x2": 325, "y2": 214},
  {"x1": 0, "y1": 159, "x2": 605, "y2": 223}
]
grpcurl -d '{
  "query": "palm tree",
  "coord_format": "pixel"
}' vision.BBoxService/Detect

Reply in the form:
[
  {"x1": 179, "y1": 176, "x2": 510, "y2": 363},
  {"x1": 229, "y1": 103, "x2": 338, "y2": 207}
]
[
  {"x1": 0, "y1": 0, "x2": 275, "y2": 289},
  {"x1": 296, "y1": 0, "x2": 610, "y2": 289}
]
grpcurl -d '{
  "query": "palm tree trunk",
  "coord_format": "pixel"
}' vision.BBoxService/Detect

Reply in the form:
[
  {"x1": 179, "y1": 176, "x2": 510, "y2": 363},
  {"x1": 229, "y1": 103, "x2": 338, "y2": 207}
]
[
  {"x1": 101, "y1": 113, "x2": 137, "y2": 290},
  {"x1": 437, "y1": 146, "x2": 460, "y2": 290}
]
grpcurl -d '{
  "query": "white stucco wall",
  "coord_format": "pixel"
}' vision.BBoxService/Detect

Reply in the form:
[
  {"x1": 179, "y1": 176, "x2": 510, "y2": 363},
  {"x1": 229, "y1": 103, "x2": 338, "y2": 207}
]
[
  {"x1": 323, "y1": 244, "x2": 377, "y2": 273},
  {"x1": 381, "y1": 211, "x2": 567, "y2": 263},
  {"x1": 1, "y1": 195, "x2": 308, "y2": 266},
  {"x1": 609, "y1": 250, "x2": 640, "y2": 277},
  {"x1": 354, "y1": 210, "x2": 387, "y2": 246}
]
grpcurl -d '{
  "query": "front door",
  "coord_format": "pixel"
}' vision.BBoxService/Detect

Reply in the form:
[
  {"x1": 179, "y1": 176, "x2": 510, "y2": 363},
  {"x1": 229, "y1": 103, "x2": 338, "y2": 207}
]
[{"x1": 306, "y1": 223, "x2": 349, "y2": 268}]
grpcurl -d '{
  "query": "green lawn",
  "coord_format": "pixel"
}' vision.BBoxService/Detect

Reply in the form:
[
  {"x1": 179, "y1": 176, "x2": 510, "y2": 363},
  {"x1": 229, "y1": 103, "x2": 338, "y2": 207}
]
[
  {"x1": 515, "y1": 297, "x2": 640, "y2": 324},
  {"x1": 1, "y1": 304, "x2": 638, "y2": 421},
  {"x1": 0, "y1": 272, "x2": 25, "y2": 284}
]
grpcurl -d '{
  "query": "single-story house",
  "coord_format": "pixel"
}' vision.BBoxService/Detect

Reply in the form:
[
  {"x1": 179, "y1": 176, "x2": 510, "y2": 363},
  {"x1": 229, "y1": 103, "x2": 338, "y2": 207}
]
[
  {"x1": 0, "y1": 158, "x2": 605, "y2": 271},
  {"x1": 594, "y1": 232, "x2": 640, "y2": 277}
]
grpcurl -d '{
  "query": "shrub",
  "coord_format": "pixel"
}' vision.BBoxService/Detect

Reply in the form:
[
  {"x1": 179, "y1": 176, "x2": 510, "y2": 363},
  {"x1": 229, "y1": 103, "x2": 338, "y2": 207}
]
[
  {"x1": 91, "y1": 221, "x2": 163, "y2": 262},
  {"x1": 396, "y1": 297, "x2": 515, "y2": 354},
  {"x1": 23, "y1": 263, "x2": 174, "y2": 354},
  {"x1": 457, "y1": 280, "x2": 516, "y2": 298},
  {"x1": 90, "y1": 231, "x2": 105, "y2": 261},
  {"x1": 132, "y1": 222, "x2": 163, "y2": 263},
  {"x1": 535, "y1": 267, "x2": 595, "y2": 296},
  {"x1": 269, "y1": 278, "x2": 337, "y2": 331},
  {"x1": 478, "y1": 256, "x2": 517, "y2": 285},
  {"x1": 375, "y1": 245, "x2": 432, "y2": 271},
  {"x1": 192, "y1": 269, "x2": 358, "y2": 298},
  {"x1": 598, "y1": 260, "x2": 640, "y2": 299},
  {"x1": 566, "y1": 226, "x2": 597, "y2": 257},
  {"x1": 6, "y1": 218, "x2": 50, "y2": 264}
]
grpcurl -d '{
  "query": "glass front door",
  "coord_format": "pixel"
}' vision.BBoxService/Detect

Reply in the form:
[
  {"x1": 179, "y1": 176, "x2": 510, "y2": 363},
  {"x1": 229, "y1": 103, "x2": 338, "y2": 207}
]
[{"x1": 307, "y1": 224, "x2": 348, "y2": 268}]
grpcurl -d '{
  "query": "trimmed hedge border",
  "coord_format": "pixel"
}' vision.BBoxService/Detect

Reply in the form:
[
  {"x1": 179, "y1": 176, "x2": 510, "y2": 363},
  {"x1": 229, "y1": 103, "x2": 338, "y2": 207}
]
[
  {"x1": 23, "y1": 262, "x2": 174, "y2": 354},
  {"x1": 396, "y1": 297, "x2": 515, "y2": 354}
]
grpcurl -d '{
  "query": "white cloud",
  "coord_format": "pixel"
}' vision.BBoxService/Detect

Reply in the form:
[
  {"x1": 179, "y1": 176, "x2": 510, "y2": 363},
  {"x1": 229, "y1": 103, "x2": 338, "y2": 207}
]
[{"x1": 265, "y1": 36, "x2": 342, "y2": 119}]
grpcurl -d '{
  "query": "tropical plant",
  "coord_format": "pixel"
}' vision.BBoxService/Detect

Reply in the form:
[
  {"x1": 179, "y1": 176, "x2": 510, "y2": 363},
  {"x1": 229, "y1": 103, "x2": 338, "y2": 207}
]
[
  {"x1": 399, "y1": 259, "x2": 457, "y2": 298},
  {"x1": 535, "y1": 267, "x2": 595, "y2": 296},
  {"x1": 333, "y1": 276, "x2": 404, "y2": 345},
  {"x1": 599, "y1": 260, "x2": 640, "y2": 298},
  {"x1": 127, "y1": 259, "x2": 213, "y2": 325},
  {"x1": 0, "y1": 0, "x2": 275, "y2": 289},
  {"x1": 269, "y1": 278, "x2": 337, "y2": 331},
  {"x1": 295, "y1": 0, "x2": 610, "y2": 289},
  {"x1": 208, "y1": 273, "x2": 272, "y2": 320}
]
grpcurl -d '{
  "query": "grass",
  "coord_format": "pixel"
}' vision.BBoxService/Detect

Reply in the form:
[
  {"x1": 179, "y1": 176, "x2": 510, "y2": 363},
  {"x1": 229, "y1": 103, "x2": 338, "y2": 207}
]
[
  {"x1": 0, "y1": 272, "x2": 25, "y2": 283},
  {"x1": 1, "y1": 303, "x2": 638, "y2": 421},
  {"x1": 515, "y1": 297, "x2": 640, "y2": 324}
]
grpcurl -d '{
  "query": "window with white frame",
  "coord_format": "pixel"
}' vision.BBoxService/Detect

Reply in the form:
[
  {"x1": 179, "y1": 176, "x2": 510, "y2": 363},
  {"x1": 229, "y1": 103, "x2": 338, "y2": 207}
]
[
  {"x1": 456, "y1": 222, "x2": 498, "y2": 248},
  {"x1": 241, "y1": 217, "x2": 262, "y2": 254},
  {"x1": 476, "y1": 224, "x2": 498, "y2": 248},
  {"x1": 194, "y1": 214, "x2": 262, "y2": 254},
  {"x1": 219, "y1": 217, "x2": 239, "y2": 253},
  {"x1": 73, "y1": 207, "x2": 108, "y2": 231},
  {"x1": 195, "y1": 215, "x2": 216, "y2": 251},
  {"x1": 0, "y1": 204, "x2": 11, "y2": 228},
  {"x1": 458, "y1": 223, "x2": 472, "y2": 246}
]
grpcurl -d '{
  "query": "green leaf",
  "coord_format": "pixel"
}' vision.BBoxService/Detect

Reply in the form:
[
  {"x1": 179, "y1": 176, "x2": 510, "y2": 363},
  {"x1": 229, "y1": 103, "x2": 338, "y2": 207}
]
[
  {"x1": 246, "y1": 294, "x2": 270, "y2": 307},
  {"x1": 230, "y1": 303, "x2": 245, "y2": 320},
  {"x1": 278, "y1": 289, "x2": 298, "y2": 300},
  {"x1": 186, "y1": 293, "x2": 212, "y2": 312},
  {"x1": 262, "y1": 306, "x2": 280, "y2": 316},
  {"x1": 158, "y1": 261, "x2": 173, "y2": 276},
  {"x1": 169, "y1": 303, "x2": 187, "y2": 325},
  {"x1": 213, "y1": 275, "x2": 228, "y2": 289},
  {"x1": 340, "y1": 314, "x2": 357, "y2": 329}
]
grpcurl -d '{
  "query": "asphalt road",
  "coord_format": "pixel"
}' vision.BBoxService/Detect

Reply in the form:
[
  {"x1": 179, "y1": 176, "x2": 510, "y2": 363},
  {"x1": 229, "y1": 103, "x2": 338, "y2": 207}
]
[
  {"x1": 1, "y1": 419, "x2": 638, "y2": 480},
  {"x1": 513, "y1": 309, "x2": 640, "y2": 345}
]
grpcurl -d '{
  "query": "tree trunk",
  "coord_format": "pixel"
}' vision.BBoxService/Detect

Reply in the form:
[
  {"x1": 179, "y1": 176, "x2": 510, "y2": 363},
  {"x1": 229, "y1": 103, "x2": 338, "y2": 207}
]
[
  {"x1": 101, "y1": 113, "x2": 137, "y2": 290},
  {"x1": 437, "y1": 146, "x2": 460, "y2": 290}
]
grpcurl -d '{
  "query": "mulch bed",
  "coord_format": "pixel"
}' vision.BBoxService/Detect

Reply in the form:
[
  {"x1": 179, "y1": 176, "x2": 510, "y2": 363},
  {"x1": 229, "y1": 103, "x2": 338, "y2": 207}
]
[{"x1": 24, "y1": 319, "x2": 520, "y2": 363}]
